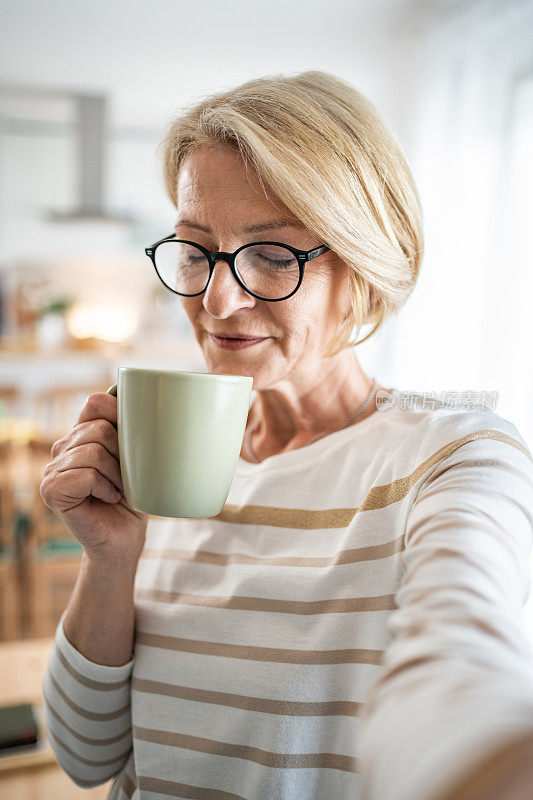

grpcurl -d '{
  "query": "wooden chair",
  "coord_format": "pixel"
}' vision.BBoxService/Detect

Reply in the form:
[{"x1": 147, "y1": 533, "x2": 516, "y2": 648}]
[
  {"x1": 20, "y1": 437, "x2": 83, "y2": 638},
  {"x1": 0, "y1": 553, "x2": 21, "y2": 641},
  {"x1": 0, "y1": 381, "x2": 110, "y2": 640},
  {"x1": 0, "y1": 386, "x2": 23, "y2": 553},
  {"x1": 25, "y1": 553, "x2": 83, "y2": 639},
  {"x1": 1, "y1": 435, "x2": 83, "y2": 640},
  {"x1": 0, "y1": 440, "x2": 15, "y2": 551},
  {"x1": 26, "y1": 438, "x2": 67, "y2": 547},
  {"x1": 0, "y1": 439, "x2": 22, "y2": 641}
]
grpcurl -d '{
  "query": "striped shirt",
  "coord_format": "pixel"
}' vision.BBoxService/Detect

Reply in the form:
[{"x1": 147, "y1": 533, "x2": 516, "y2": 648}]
[{"x1": 41, "y1": 386, "x2": 533, "y2": 800}]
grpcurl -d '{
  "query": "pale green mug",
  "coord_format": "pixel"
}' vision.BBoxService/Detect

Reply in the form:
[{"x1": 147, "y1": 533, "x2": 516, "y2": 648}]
[{"x1": 106, "y1": 367, "x2": 253, "y2": 518}]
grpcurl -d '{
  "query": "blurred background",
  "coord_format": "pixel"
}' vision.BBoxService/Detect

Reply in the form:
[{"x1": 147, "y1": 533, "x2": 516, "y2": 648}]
[{"x1": 0, "y1": 0, "x2": 532, "y2": 793}]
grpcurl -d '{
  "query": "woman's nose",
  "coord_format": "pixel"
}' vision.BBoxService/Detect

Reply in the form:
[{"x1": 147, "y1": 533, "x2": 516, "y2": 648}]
[{"x1": 202, "y1": 256, "x2": 255, "y2": 315}]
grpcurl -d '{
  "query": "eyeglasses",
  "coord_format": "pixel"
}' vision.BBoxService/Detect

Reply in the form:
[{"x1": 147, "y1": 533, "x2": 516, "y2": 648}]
[{"x1": 145, "y1": 234, "x2": 331, "y2": 301}]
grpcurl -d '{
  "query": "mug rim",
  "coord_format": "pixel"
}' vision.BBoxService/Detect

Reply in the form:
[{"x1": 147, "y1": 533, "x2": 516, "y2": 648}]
[{"x1": 117, "y1": 366, "x2": 253, "y2": 383}]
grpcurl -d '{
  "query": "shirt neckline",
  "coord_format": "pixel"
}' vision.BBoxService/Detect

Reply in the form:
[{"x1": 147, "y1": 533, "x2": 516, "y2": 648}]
[{"x1": 235, "y1": 386, "x2": 398, "y2": 475}]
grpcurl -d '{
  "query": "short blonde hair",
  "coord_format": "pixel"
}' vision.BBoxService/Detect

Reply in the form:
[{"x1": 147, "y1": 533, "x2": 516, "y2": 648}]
[{"x1": 158, "y1": 70, "x2": 424, "y2": 358}]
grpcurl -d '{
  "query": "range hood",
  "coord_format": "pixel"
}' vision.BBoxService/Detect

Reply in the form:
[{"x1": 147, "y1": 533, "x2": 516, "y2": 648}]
[
  {"x1": 49, "y1": 93, "x2": 133, "y2": 224},
  {"x1": 0, "y1": 83, "x2": 135, "y2": 223}
]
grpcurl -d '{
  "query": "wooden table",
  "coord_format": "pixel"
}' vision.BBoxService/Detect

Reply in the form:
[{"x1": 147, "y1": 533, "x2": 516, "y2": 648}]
[{"x1": 0, "y1": 636, "x2": 114, "y2": 800}]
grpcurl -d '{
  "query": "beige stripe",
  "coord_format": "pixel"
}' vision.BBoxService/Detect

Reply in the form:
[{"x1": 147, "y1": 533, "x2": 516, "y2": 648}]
[
  {"x1": 121, "y1": 771, "x2": 137, "y2": 799},
  {"x1": 134, "y1": 587, "x2": 397, "y2": 614},
  {"x1": 112, "y1": 757, "x2": 138, "y2": 800},
  {"x1": 139, "y1": 430, "x2": 528, "y2": 569},
  {"x1": 211, "y1": 430, "x2": 530, "y2": 527},
  {"x1": 134, "y1": 631, "x2": 383, "y2": 665},
  {"x1": 140, "y1": 534, "x2": 404, "y2": 567},
  {"x1": 133, "y1": 725, "x2": 357, "y2": 773},
  {"x1": 57, "y1": 641, "x2": 131, "y2": 690},
  {"x1": 356, "y1": 429, "x2": 530, "y2": 513},
  {"x1": 430, "y1": 729, "x2": 533, "y2": 800},
  {"x1": 48, "y1": 669, "x2": 131, "y2": 721},
  {"x1": 48, "y1": 727, "x2": 132, "y2": 768},
  {"x1": 131, "y1": 676, "x2": 362, "y2": 717},
  {"x1": 138, "y1": 775, "x2": 248, "y2": 800},
  {"x1": 43, "y1": 684, "x2": 131, "y2": 745}
]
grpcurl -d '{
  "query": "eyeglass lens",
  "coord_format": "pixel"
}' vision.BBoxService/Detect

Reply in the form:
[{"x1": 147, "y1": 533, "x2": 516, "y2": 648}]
[{"x1": 154, "y1": 241, "x2": 301, "y2": 299}]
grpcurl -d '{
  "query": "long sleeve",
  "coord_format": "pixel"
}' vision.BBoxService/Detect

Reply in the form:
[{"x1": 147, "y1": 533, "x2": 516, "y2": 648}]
[
  {"x1": 41, "y1": 609, "x2": 135, "y2": 788},
  {"x1": 358, "y1": 421, "x2": 533, "y2": 800}
]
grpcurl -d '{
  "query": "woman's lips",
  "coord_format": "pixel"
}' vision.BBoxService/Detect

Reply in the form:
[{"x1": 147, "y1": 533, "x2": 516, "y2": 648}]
[{"x1": 210, "y1": 334, "x2": 268, "y2": 350}]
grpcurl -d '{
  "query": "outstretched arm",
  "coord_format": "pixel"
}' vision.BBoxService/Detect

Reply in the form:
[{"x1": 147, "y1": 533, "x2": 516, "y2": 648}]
[{"x1": 358, "y1": 431, "x2": 533, "y2": 800}]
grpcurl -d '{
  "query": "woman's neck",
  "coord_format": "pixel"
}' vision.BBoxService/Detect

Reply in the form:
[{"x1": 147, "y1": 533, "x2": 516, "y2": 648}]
[{"x1": 239, "y1": 353, "x2": 383, "y2": 463}]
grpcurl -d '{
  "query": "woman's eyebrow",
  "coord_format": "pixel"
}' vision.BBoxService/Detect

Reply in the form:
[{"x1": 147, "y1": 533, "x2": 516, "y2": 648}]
[
  {"x1": 175, "y1": 218, "x2": 306, "y2": 235},
  {"x1": 243, "y1": 219, "x2": 306, "y2": 234}
]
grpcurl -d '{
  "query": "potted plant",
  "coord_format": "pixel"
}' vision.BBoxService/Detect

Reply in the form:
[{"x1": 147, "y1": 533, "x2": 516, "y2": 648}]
[{"x1": 36, "y1": 295, "x2": 74, "y2": 350}]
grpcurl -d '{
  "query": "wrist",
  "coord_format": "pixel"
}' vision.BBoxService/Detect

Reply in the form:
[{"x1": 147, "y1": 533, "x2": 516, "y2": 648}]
[{"x1": 81, "y1": 548, "x2": 139, "y2": 581}]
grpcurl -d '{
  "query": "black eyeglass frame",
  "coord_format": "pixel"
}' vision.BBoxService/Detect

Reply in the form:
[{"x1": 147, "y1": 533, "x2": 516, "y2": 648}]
[{"x1": 145, "y1": 234, "x2": 331, "y2": 302}]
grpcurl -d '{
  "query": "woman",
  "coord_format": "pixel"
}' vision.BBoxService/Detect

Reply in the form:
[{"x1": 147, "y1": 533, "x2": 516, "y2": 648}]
[{"x1": 40, "y1": 70, "x2": 533, "y2": 800}]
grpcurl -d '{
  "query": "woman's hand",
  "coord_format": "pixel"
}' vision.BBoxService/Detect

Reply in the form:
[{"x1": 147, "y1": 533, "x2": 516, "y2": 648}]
[{"x1": 40, "y1": 392, "x2": 148, "y2": 566}]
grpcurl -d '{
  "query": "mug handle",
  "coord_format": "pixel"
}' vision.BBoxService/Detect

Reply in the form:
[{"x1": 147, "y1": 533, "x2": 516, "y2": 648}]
[{"x1": 106, "y1": 384, "x2": 118, "y2": 397}]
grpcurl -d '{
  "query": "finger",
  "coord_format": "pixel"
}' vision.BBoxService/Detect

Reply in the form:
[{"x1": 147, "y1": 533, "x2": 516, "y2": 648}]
[
  {"x1": 86, "y1": 470, "x2": 123, "y2": 504},
  {"x1": 56, "y1": 442, "x2": 124, "y2": 493},
  {"x1": 65, "y1": 419, "x2": 119, "y2": 460},
  {"x1": 77, "y1": 392, "x2": 118, "y2": 427},
  {"x1": 41, "y1": 467, "x2": 122, "y2": 509}
]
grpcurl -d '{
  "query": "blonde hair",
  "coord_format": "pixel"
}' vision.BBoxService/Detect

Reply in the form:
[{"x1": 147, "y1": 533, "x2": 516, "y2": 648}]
[{"x1": 158, "y1": 70, "x2": 424, "y2": 358}]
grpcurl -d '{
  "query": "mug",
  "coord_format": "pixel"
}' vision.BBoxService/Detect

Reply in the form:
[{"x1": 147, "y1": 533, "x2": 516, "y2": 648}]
[{"x1": 106, "y1": 367, "x2": 253, "y2": 518}]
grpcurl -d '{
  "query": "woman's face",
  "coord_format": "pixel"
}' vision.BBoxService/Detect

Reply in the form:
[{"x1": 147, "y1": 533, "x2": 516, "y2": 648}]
[{"x1": 176, "y1": 145, "x2": 353, "y2": 388}]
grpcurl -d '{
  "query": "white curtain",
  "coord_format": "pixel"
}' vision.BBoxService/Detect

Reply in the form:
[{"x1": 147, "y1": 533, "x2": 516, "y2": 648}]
[{"x1": 363, "y1": 0, "x2": 533, "y2": 641}]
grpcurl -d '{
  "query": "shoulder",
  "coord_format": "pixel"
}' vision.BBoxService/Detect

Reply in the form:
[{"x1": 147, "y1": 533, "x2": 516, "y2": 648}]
[
  {"x1": 388, "y1": 387, "x2": 532, "y2": 475},
  {"x1": 380, "y1": 389, "x2": 533, "y2": 535},
  {"x1": 395, "y1": 392, "x2": 533, "y2": 570}
]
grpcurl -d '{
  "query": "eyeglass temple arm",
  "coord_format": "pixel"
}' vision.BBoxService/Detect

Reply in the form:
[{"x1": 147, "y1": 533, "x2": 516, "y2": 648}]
[
  {"x1": 147, "y1": 233, "x2": 179, "y2": 251},
  {"x1": 307, "y1": 245, "x2": 331, "y2": 261}
]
